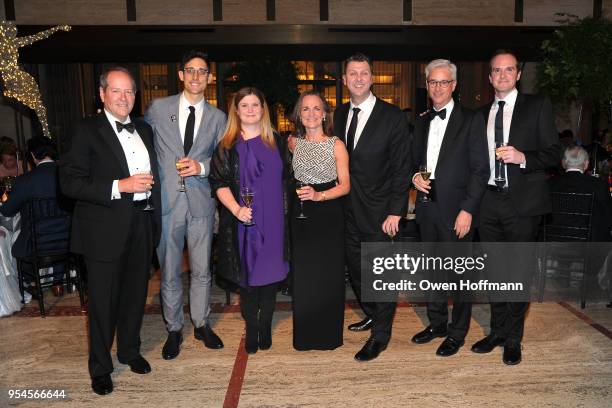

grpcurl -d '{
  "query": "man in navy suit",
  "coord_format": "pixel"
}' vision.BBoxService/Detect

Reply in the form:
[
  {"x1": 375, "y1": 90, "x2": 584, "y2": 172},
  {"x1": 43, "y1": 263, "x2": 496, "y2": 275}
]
[
  {"x1": 333, "y1": 53, "x2": 412, "y2": 361},
  {"x1": 472, "y1": 50, "x2": 561, "y2": 365},
  {"x1": 0, "y1": 136, "x2": 70, "y2": 296}
]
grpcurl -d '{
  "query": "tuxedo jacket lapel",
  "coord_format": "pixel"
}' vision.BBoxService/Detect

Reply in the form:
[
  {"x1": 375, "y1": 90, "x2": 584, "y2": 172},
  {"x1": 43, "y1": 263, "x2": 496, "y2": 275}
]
[
  {"x1": 134, "y1": 120, "x2": 156, "y2": 166},
  {"x1": 437, "y1": 105, "x2": 463, "y2": 166},
  {"x1": 508, "y1": 93, "x2": 525, "y2": 145},
  {"x1": 96, "y1": 114, "x2": 130, "y2": 178},
  {"x1": 354, "y1": 98, "x2": 383, "y2": 153}
]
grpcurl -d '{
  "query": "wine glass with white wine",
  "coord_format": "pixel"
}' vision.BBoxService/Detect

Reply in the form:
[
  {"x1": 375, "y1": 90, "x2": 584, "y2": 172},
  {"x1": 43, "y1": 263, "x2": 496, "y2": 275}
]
[
  {"x1": 295, "y1": 180, "x2": 308, "y2": 220},
  {"x1": 240, "y1": 186, "x2": 255, "y2": 226},
  {"x1": 494, "y1": 142, "x2": 507, "y2": 185},
  {"x1": 143, "y1": 170, "x2": 154, "y2": 211},
  {"x1": 175, "y1": 156, "x2": 186, "y2": 192},
  {"x1": 418, "y1": 164, "x2": 432, "y2": 203}
]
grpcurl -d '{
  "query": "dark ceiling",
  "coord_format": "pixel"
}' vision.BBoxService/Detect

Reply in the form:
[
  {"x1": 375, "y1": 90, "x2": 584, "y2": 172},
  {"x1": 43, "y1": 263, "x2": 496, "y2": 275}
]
[{"x1": 17, "y1": 24, "x2": 555, "y2": 63}]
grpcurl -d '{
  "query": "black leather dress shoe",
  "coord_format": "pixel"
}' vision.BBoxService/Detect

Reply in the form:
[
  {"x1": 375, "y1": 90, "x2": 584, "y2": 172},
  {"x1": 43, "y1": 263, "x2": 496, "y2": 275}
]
[
  {"x1": 354, "y1": 338, "x2": 387, "y2": 362},
  {"x1": 194, "y1": 325, "x2": 224, "y2": 349},
  {"x1": 411, "y1": 326, "x2": 448, "y2": 344},
  {"x1": 471, "y1": 334, "x2": 506, "y2": 354},
  {"x1": 503, "y1": 342, "x2": 522, "y2": 365},
  {"x1": 91, "y1": 374, "x2": 113, "y2": 395},
  {"x1": 162, "y1": 331, "x2": 183, "y2": 360},
  {"x1": 258, "y1": 324, "x2": 272, "y2": 350},
  {"x1": 120, "y1": 355, "x2": 151, "y2": 374},
  {"x1": 348, "y1": 317, "x2": 374, "y2": 332},
  {"x1": 436, "y1": 337, "x2": 464, "y2": 357}
]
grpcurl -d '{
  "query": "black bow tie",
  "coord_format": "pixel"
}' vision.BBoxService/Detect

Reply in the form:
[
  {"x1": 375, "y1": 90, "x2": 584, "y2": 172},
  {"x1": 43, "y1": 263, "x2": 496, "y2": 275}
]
[
  {"x1": 429, "y1": 108, "x2": 447, "y2": 121},
  {"x1": 115, "y1": 121, "x2": 135, "y2": 134}
]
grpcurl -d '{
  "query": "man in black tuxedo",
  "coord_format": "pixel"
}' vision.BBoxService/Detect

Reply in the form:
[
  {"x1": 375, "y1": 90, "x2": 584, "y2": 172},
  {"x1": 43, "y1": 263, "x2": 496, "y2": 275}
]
[
  {"x1": 471, "y1": 50, "x2": 561, "y2": 365},
  {"x1": 60, "y1": 67, "x2": 161, "y2": 395},
  {"x1": 333, "y1": 53, "x2": 412, "y2": 361},
  {"x1": 410, "y1": 59, "x2": 489, "y2": 357},
  {"x1": 0, "y1": 137, "x2": 70, "y2": 296},
  {"x1": 549, "y1": 146, "x2": 612, "y2": 242}
]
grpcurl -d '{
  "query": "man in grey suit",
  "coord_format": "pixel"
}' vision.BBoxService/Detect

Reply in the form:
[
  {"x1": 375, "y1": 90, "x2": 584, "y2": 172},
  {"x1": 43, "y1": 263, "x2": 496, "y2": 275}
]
[{"x1": 145, "y1": 50, "x2": 226, "y2": 359}]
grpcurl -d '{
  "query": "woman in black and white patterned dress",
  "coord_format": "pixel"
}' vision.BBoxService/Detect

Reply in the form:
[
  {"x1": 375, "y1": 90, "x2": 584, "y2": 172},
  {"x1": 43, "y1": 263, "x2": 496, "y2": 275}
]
[{"x1": 288, "y1": 90, "x2": 350, "y2": 350}]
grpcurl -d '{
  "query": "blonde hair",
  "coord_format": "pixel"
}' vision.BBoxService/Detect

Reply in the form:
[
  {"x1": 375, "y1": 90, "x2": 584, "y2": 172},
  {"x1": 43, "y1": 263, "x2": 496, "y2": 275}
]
[{"x1": 220, "y1": 87, "x2": 276, "y2": 149}]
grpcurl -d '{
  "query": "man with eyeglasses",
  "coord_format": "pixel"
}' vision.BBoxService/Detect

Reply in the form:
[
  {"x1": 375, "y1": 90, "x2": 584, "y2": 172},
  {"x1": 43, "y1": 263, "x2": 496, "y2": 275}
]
[
  {"x1": 410, "y1": 59, "x2": 489, "y2": 357},
  {"x1": 471, "y1": 50, "x2": 560, "y2": 365},
  {"x1": 60, "y1": 67, "x2": 161, "y2": 395},
  {"x1": 145, "y1": 49, "x2": 226, "y2": 360}
]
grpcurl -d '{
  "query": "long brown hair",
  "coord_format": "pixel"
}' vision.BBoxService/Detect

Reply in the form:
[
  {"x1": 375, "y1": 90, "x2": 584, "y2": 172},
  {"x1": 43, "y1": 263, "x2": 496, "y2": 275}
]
[
  {"x1": 220, "y1": 87, "x2": 276, "y2": 149},
  {"x1": 291, "y1": 90, "x2": 333, "y2": 138}
]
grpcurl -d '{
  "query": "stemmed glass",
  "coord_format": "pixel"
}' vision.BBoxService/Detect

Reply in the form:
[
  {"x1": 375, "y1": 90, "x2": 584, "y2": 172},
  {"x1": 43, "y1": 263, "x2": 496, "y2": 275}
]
[
  {"x1": 143, "y1": 170, "x2": 154, "y2": 211},
  {"x1": 175, "y1": 156, "x2": 186, "y2": 192},
  {"x1": 494, "y1": 142, "x2": 507, "y2": 185},
  {"x1": 0, "y1": 177, "x2": 6, "y2": 204},
  {"x1": 295, "y1": 181, "x2": 308, "y2": 220},
  {"x1": 240, "y1": 186, "x2": 255, "y2": 226},
  {"x1": 418, "y1": 165, "x2": 431, "y2": 203}
]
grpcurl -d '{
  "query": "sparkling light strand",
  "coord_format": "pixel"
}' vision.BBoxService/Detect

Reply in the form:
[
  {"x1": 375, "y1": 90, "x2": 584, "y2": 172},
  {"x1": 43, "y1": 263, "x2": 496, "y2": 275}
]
[{"x1": 0, "y1": 21, "x2": 71, "y2": 139}]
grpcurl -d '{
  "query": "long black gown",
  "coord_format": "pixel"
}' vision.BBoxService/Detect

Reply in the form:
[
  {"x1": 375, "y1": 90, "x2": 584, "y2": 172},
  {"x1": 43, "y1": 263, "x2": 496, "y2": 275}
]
[{"x1": 291, "y1": 136, "x2": 345, "y2": 350}]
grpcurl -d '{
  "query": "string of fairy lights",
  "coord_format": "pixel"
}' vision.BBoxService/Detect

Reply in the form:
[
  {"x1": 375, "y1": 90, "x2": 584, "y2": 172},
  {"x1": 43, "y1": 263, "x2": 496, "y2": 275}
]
[{"x1": 0, "y1": 21, "x2": 71, "y2": 139}]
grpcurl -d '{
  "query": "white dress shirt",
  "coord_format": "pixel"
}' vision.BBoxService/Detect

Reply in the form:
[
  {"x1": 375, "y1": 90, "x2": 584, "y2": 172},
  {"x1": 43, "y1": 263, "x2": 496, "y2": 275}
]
[
  {"x1": 427, "y1": 99, "x2": 454, "y2": 180},
  {"x1": 105, "y1": 109, "x2": 151, "y2": 201},
  {"x1": 345, "y1": 91, "x2": 377, "y2": 150},
  {"x1": 486, "y1": 88, "x2": 522, "y2": 187},
  {"x1": 179, "y1": 92, "x2": 207, "y2": 176}
]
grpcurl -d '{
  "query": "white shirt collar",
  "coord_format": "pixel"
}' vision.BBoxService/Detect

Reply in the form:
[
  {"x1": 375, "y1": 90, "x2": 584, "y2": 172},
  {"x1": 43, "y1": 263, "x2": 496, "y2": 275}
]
[
  {"x1": 350, "y1": 91, "x2": 376, "y2": 112},
  {"x1": 434, "y1": 99, "x2": 454, "y2": 119},
  {"x1": 494, "y1": 88, "x2": 518, "y2": 108},
  {"x1": 104, "y1": 109, "x2": 131, "y2": 128},
  {"x1": 37, "y1": 159, "x2": 54, "y2": 166},
  {"x1": 180, "y1": 92, "x2": 205, "y2": 112},
  {"x1": 565, "y1": 168, "x2": 584, "y2": 174}
]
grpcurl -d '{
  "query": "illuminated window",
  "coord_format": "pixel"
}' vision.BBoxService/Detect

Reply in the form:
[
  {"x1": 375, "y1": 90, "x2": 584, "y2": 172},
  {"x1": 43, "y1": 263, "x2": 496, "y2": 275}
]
[
  {"x1": 140, "y1": 63, "x2": 218, "y2": 110},
  {"x1": 140, "y1": 64, "x2": 168, "y2": 110}
]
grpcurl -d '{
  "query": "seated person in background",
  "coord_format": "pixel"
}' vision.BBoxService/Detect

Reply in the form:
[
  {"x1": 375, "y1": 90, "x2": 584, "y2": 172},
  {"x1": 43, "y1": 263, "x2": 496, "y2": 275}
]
[
  {"x1": 549, "y1": 146, "x2": 612, "y2": 242},
  {"x1": 0, "y1": 142, "x2": 24, "y2": 177},
  {"x1": 0, "y1": 137, "x2": 71, "y2": 297}
]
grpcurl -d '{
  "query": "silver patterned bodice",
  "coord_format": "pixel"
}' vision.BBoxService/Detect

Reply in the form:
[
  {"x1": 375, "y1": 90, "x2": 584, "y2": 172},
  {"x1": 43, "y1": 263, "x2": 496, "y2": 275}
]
[{"x1": 292, "y1": 136, "x2": 338, "y2": 184}]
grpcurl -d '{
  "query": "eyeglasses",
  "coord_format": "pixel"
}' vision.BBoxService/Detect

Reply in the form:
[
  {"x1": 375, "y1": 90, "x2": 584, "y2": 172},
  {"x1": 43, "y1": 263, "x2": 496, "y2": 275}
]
[
  {"x1": 427, "y1": 80, "x2": 454, "y2": 88},
  {"x1": 183, "y1": 67, "x2": 209, "y2": 76}
]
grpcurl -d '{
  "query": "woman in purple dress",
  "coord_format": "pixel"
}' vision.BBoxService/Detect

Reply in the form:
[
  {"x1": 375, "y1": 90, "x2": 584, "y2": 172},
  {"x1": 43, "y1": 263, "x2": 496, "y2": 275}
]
[{"x1": 210, "y1": 87, "x2": 290, "y2": 354}]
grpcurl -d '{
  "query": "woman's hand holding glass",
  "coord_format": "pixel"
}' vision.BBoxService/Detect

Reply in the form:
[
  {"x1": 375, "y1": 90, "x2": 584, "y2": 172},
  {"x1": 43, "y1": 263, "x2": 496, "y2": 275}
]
[
  {"x1": 234, "y1": 205, "x2": 253, "y2": 224},
  {"x1": 296, "y1": 184, "x2": 319, "y2": 201}
]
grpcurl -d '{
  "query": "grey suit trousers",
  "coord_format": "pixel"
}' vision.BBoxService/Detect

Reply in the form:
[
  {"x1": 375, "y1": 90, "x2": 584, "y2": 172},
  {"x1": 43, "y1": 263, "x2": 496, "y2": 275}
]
[{"x1": 158, "y1": 192, "x2": 214, "y2": 332}]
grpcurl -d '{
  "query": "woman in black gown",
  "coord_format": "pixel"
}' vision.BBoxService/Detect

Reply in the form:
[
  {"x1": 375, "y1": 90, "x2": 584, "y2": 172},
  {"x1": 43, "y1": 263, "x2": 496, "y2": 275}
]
[{"x1": 289, "y1": 91, "x2": 350, "y2": 350}]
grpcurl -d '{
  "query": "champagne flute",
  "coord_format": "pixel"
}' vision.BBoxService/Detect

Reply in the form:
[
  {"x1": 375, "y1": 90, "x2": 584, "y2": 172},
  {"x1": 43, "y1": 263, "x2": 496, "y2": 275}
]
[
  {"x1": 143, "y1": 170, "x2": 154, "y2": 211},
  {"x1": 494, "y1": 142, "x2": 507, "y2": 184},
  {"x1": 240, "y1": 186, "x2": 255, "y2": 226},
  {"x1": 295, "y1": 181, "x2": 308, "y2": 220},
  {"x1": 175, "y1": 156, "x2": 186, "y2": 192},
  {"x1": 418, "y1": 165, "x2": 431, "y2": 203},
  {"x1": 388, "y1": 230, "x2": 396, "y2": 244}
]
